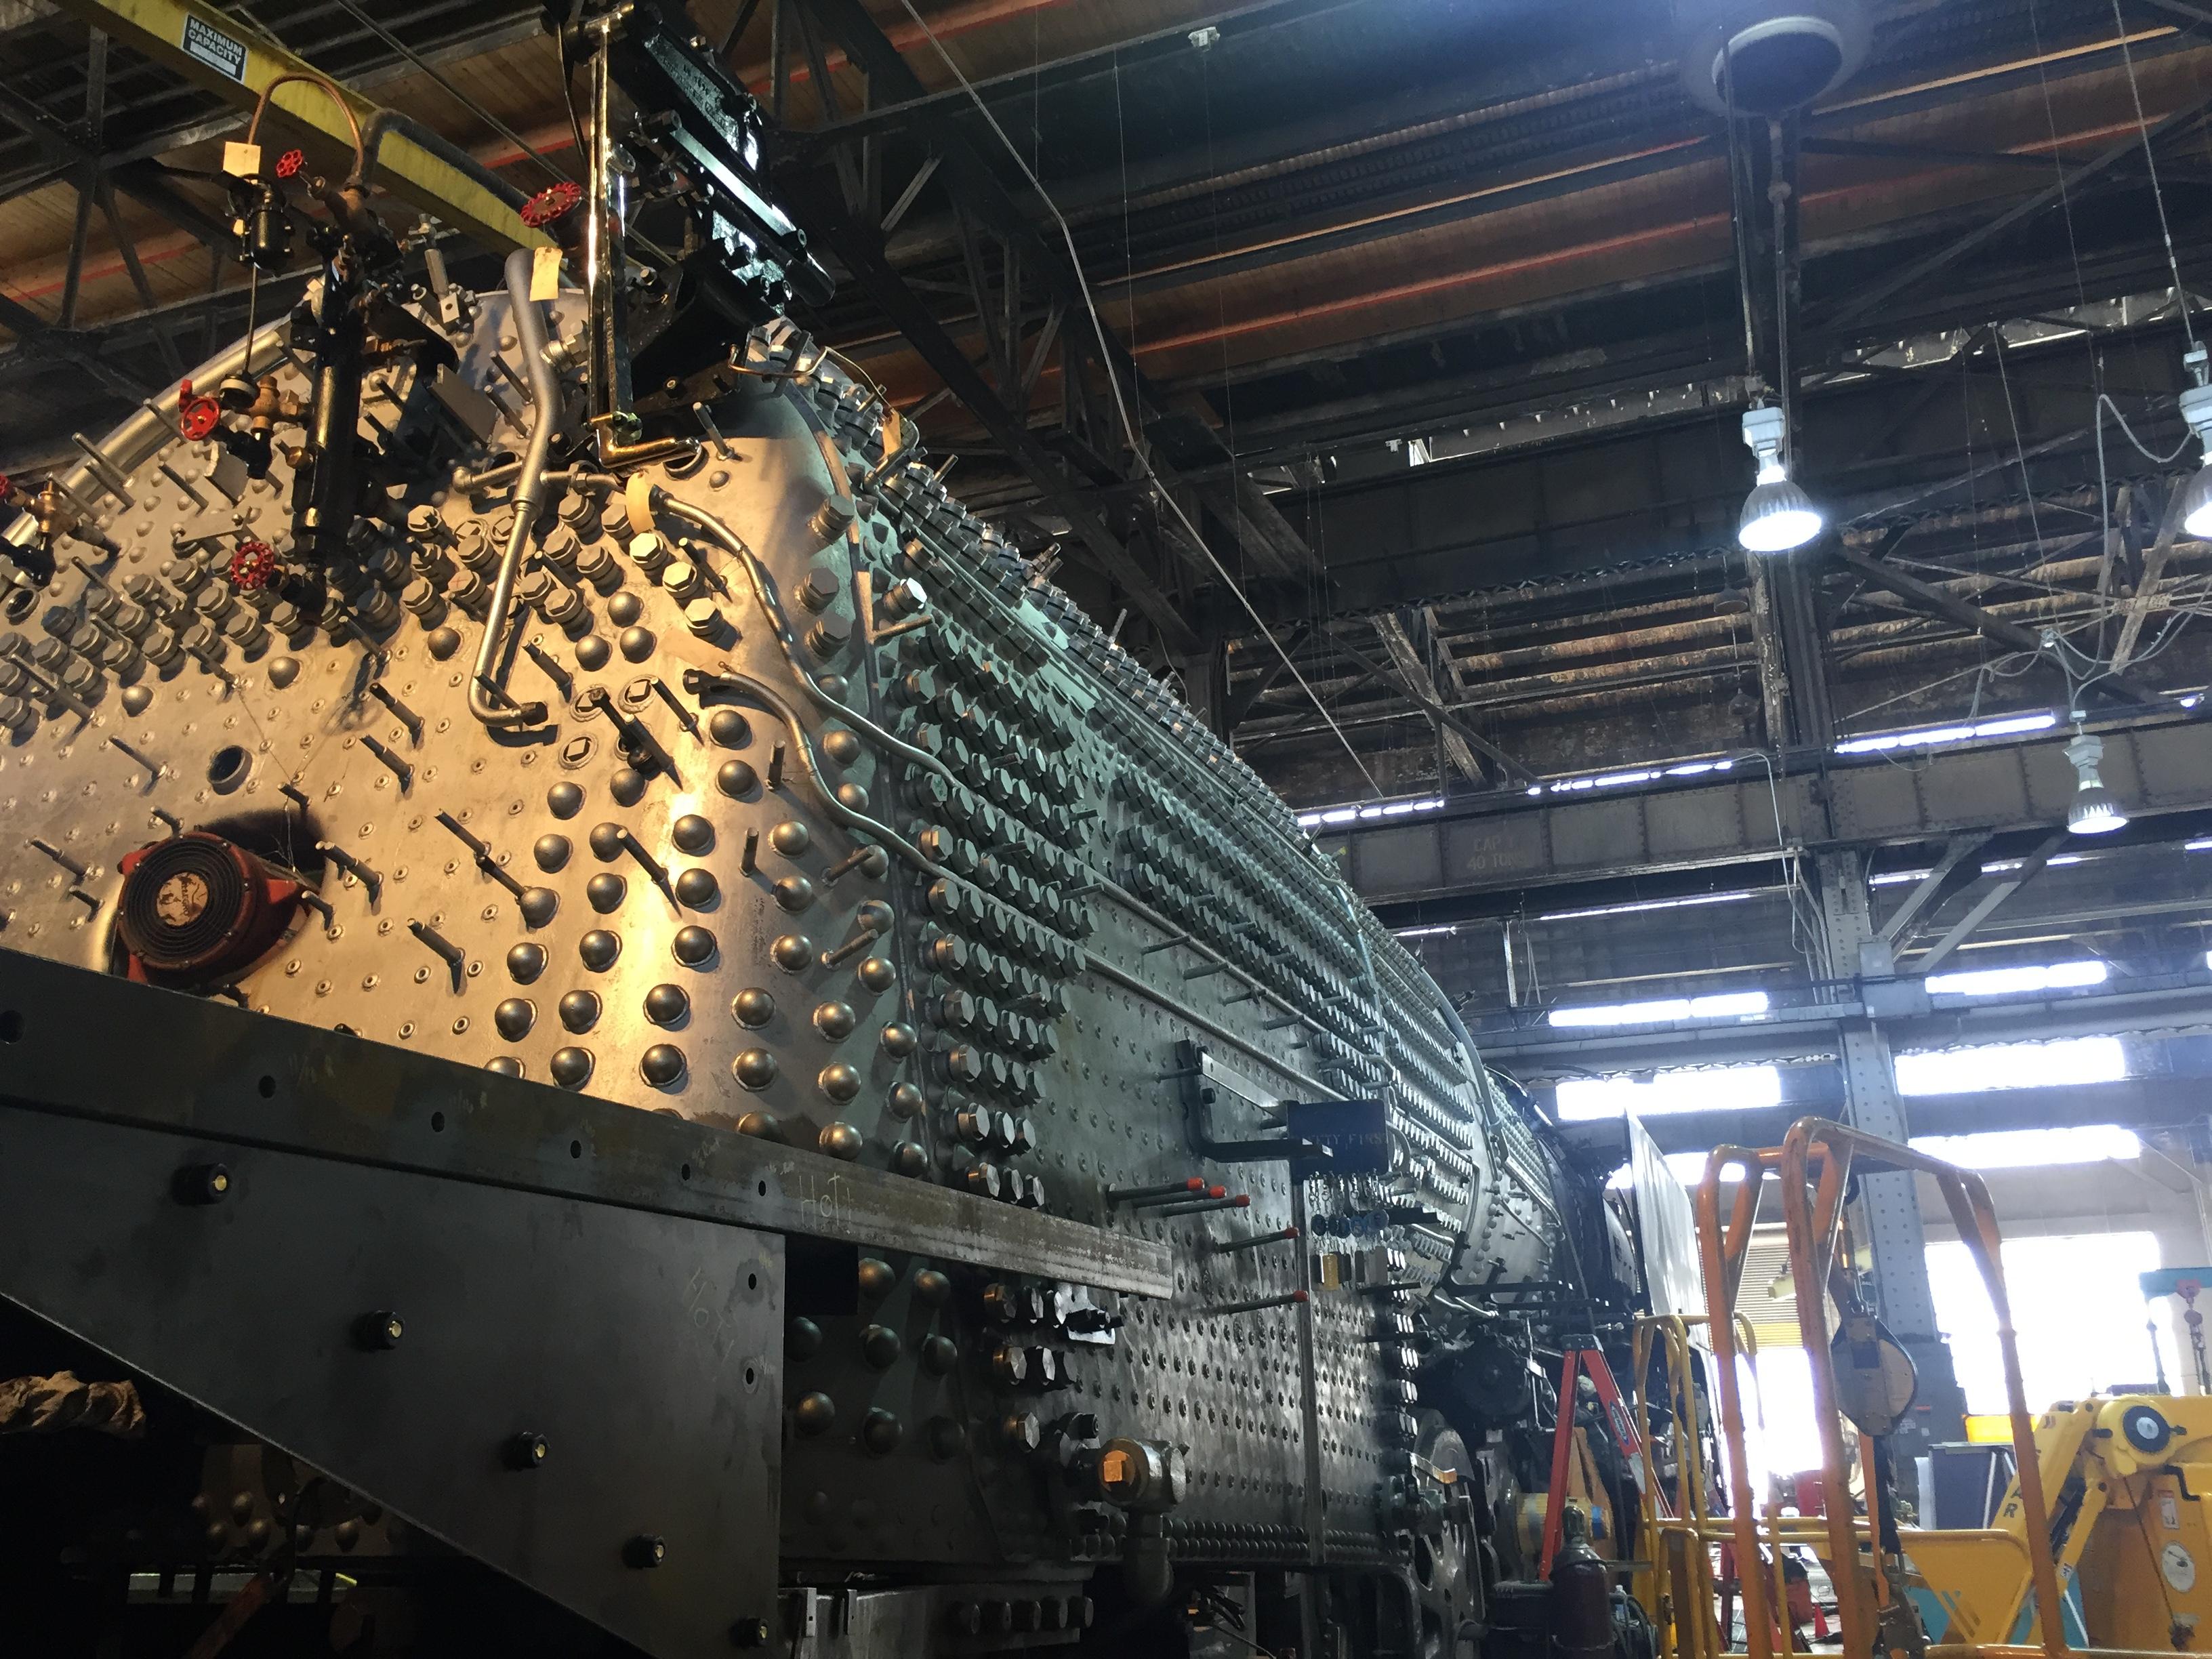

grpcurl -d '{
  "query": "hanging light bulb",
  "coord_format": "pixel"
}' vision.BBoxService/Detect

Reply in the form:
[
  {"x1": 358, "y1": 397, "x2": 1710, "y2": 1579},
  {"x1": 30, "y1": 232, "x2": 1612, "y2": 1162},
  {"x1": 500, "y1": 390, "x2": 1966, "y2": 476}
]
[
  {"x1": 2178, "y1": 345, "x2": 2212, "y2": 539},
  {"x1": 2064, "y1": 732, "x2": 2129, "y2": 835},
  {"x1": 1737, "y1": 405, "x2": 1823, "y2": 554}
]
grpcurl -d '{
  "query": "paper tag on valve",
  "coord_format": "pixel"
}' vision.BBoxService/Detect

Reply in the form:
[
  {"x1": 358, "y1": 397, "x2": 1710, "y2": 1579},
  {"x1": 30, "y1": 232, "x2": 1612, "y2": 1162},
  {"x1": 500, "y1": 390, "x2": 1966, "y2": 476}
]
[
  {"x1": 880, "y1": 405, "x2": 904, "y2": 457},
  {"x1": 222, "y1": 141, "x2": 262, "y2": 178},
  {"x1": 529, "y1": 244, "x2": 562, "y2": 302}
]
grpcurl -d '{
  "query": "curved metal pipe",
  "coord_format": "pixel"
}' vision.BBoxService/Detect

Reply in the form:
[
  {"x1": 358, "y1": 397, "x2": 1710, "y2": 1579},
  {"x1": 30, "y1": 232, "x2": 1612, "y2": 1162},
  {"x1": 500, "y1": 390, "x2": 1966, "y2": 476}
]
[
  {"x1": 468, "y1": 249, "x2": 558, "y2": 729},
  {"x1": 350, "y1": 110, "x2": 530, "y2": 211}
]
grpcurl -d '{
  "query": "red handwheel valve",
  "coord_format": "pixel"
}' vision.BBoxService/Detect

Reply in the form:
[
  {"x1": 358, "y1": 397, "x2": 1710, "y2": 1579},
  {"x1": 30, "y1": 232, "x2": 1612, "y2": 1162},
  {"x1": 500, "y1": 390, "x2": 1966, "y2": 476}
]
[
  {"x1": 228, "y1": 539, "x2": 277, "y2": 592},
  {"x1": 178, "y1": 380, "x2": 222, "y2": 442},
  {"x1": 273, "y1": 148, "x2": 306, "y2": 180},
  {"x1": 520, "y1": 180, "x2": 583, "y2": 229}
]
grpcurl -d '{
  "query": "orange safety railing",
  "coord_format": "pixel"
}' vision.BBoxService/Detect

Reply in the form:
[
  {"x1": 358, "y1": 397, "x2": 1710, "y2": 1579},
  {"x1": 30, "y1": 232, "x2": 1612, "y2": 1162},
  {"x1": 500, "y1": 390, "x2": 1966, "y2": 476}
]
[{"x1": 1692, "y1": 1118, "x2": 2173, "y2": 1659}]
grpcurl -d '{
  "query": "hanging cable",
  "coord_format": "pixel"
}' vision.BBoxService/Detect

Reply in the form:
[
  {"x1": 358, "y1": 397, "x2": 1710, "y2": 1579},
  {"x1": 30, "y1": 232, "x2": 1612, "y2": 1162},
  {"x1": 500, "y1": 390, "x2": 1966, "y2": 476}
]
[
  {"x1": 891, "y1": 0, "x2": 1382, "y2": 797},
  {"x1": 323, "y1": 0, "x2": 570, "y2": 185},
  {"x1": 2108, "y1": 0, "x2": 2198, "y2": 349}
]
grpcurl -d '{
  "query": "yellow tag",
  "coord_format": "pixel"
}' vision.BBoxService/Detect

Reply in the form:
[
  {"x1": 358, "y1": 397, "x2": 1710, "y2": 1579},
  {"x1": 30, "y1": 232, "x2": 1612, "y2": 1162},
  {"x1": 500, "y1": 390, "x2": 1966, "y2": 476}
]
[
  {"x1": 880, "y1": 405, "x2": 904, "y2": 456},
  {"x1": 529, "y1": 243, "x2": 562, "y2": 302},
  {"x1": 222, "y1": 141, "x2": 262, "y2": 178}
]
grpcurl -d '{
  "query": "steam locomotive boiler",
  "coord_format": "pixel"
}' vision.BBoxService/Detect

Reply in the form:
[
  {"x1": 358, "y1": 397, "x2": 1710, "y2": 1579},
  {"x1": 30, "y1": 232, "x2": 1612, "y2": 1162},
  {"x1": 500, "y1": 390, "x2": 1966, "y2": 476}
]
[{"x1": 0, "y1": 5, "x2": 1648, "y2": 1655}]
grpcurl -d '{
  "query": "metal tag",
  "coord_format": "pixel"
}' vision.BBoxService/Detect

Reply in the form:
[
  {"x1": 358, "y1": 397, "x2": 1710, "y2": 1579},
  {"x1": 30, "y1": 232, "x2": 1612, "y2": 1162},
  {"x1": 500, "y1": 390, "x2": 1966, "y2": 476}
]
[{"x1": 1286, "y1": 1098, "x2": 1393, "y2": 1175}]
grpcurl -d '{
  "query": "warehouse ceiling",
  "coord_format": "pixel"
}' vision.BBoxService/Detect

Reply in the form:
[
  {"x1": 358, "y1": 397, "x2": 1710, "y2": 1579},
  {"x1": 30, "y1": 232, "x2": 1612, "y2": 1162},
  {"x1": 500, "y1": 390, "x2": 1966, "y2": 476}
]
[{"x1": 3, "y1": 0, "x2": 2211, "y2": 816}]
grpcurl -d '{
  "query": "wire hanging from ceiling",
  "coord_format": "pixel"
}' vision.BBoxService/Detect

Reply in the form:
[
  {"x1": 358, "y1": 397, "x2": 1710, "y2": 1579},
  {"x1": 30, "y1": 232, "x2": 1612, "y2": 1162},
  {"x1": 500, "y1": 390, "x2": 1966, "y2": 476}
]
[
  {"x1": 891, "y1": 0, "x2": 1383, "y2": 798},
  {"x1": 2108, "y1": 0, "x2": 2199, "y2": 351}
]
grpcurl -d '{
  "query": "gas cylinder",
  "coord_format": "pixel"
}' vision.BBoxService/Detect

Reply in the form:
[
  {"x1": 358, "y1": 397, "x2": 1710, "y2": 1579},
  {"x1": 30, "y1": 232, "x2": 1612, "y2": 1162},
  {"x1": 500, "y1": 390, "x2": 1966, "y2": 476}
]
[{"x1": 1549, "y1": 1505, "x2": 1614, "y2": 1659}]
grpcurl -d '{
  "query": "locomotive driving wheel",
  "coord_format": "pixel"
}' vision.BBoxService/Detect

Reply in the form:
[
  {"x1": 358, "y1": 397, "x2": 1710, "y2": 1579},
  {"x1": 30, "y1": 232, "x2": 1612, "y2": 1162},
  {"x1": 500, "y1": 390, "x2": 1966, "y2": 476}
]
[{"x1": 1415, "y1": 1416, "x2": 1485, "y2": 1659}]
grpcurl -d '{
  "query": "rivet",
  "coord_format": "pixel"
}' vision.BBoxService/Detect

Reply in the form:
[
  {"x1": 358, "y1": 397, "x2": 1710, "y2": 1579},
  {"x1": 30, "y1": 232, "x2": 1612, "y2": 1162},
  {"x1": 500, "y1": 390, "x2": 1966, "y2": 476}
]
[
  {"x1": 732, "y1": 987, "x2": 775, "y2": 1027},
  {"x1": 609, "y1": 768, "x2": 647, "y2": 806},
  {"x1": 640, "y1": 1044, "x2": 687, "y2": 1088},
  {"x1": 891, "y1": 1141, "x2": 931, "y2": 1177},
  {"x1": 769, "y1": 934, "x2": 811, "y2": 972},
  {"x1": 770, "y1": 820, "x2": 811, "y2": 857},
  {"x1": 737, "y1": 1110, "x2": 783, "y2": 1140},
  {"x1": 733, "y1": 1048, "x2": 778, "y2": 1090},
  {"x1": 533, "y1": 834, "x2": 571, "y2": 872},
  {"x1": 818, "y1": 1120, "x2": 863, "y2": 1158},
  {"x1": 587, "y1": 872, "x2": 628, "y2": 912},
  {"x1": 588, "y1": 821, "x2": 625, "y2": 860},
  {"x1": 888, "y1": 1082, "x2": 925, "y2": 1119},
  {"x1": 788, "y1": 1317, "x2": 823, "y2": 1359},
  {"x1": 716, "y1": 758, "x2": 758, "y2": 797},
  {"x1": 550, "y1": 1046, "x2": 594, "y2": 1088},
  {"x1": 559, "y1": 990, "x2": 602, "y2": 1031},
  {"x1": 859, "y1": 1326, "x2": 900, "y2": 1370},
  {"x1": 671, "y1": 813, "x2": 713, "y2": 853},
  {"x1": 920, "y1": 1335, "x2": 958, "y2": 1376},
  {"x1": 672, "y1": 924, "x2": 717, "y2": 966},
  {"x1": 493, "y1": 998, "x2": 535, "y2": 1040},
  {"x1": 793, "y1": 1393, "x2": 836, "y2": 1437},
  {"x1": 674, "y1": 867, "x2": 718, "y2": 906},
  {"x1": 822, "y1": 729, "x2": 861, "y2": 764},
  {"x1": 819, "y1": 1064, "x2": 861, "y2": 1103},
  {"x1": 812, "y1": 1000, "x2": 857, "y2": 1040},
  {"x1": 644, "y1": 983, "x2": 690, "y2": 1026},
  {"x1": 857, "y1": 956, "x2": 896, "y2": 991},
  {"x1": 618, "y1": 626, "x2": 654, "y2": 661},
  {"x1": 579, "y1": 930, "x2": 621, "y2": 970},
  {"x1": 773, "y1": 875, "x2": 814, "y2": 912},
  {"x1": 880, "y1": 1022, "x2": 918, "y2": 1057},
  {"x1": 708, "y1": 708, "x2": 752, "y2": 747},
  {"x1": 506, "y1": 943, "x2": 548, "y2": 983},
  {"x1": 858, "y1": 1257, "x2": 895, "y2": 1298},
  {"x1": 546, "y1": 781, "x2": 584, "y2": 818}
]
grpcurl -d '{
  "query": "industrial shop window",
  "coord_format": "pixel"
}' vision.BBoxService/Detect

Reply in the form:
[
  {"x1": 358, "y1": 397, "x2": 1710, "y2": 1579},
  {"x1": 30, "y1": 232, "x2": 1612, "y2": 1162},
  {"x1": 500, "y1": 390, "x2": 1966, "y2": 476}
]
[
  {"x1": 1893, "y1": 1036, "x2": 2127, "y2": 1096},
  {"x1": 1927, "y1": 1229, "x2": 2175, "y2": 1414},
  {"x1": 1555, "y1": 1063, "x2": 1782, "y2": 1121}
]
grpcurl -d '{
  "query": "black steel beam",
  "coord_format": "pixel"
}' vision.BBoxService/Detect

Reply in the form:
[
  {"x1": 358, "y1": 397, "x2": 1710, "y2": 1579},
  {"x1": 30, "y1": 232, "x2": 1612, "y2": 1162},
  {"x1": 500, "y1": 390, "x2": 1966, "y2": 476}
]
[
  {"x1": 796, "y1": 0, "x2": 1325, "y2": 586},
  {"x1": 1831, "y1": 542, "x2": 2159, "y2": 709},
  {"x1": 0, "y1": 81, "x2": 226, "y2": 246},
  {"x1": 0, "y1": 287, "x2": 150, "y2": 400},
  {"x1": 798, "y1": 184, "x2": 1202, "y2": 655},
  {"x1": 1815, "y1": 86, "x2": 2212, "y2": 336}
]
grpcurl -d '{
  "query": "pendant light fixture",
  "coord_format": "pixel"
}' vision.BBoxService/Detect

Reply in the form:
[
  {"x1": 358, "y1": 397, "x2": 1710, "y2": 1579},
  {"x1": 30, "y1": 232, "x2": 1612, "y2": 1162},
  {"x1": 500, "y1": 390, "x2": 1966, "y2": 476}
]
[
  {"x1": 2177, "y1": 344, "x2": 2212, "y2": 538},
  {"x1": 1738, "y1": 405, "x2": 1824, "y2": 553},
  {"x1": 2064, "y1": 731, "x2": 2129, "y2": 835}
]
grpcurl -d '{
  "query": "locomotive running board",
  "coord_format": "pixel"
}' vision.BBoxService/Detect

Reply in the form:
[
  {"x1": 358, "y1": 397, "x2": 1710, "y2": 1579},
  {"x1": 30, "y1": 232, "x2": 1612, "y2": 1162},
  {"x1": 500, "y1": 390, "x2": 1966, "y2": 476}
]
[
  {"x1": 0, "y1": 949, "x2": 1173, "y2": 1298},
  {"x1": 0, "y1": 1103, "x2": 786, "y2": 1659},
  {"x1": 0, "y1": 949, "x2": 1172, "y2": 1654}
]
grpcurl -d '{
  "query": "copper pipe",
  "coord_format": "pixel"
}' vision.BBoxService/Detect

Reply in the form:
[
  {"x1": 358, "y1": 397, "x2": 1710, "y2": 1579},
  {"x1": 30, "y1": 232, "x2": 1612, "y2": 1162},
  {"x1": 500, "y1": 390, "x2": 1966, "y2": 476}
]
[{"x1": 245, "y1": 71, "x2": 367, "y2": 180}]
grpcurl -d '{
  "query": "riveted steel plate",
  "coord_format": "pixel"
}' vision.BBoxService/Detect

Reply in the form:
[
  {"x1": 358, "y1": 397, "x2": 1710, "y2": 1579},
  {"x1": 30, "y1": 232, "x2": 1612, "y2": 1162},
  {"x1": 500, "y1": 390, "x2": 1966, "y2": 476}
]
[{"x1": 0, "y1": 1104, "x2": 783, "y2": 1659}]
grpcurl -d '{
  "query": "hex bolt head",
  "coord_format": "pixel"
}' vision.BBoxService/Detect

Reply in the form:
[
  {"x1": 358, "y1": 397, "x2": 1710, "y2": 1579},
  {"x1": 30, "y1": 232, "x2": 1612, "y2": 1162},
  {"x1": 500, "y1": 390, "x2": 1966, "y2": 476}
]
[
  {"x1": 353, "y1": 1309, "x2": 404, "y2": 1351},
  {"x1": 173, "y1": 1162, "x2": 232, "y2": 1204}
]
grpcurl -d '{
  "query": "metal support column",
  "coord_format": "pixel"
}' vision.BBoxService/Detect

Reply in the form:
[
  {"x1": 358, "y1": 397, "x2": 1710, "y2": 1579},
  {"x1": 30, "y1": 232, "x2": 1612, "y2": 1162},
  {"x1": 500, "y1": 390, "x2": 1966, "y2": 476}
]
[{"x1": 1814, "y1": 849, "x2": 1967, "y2": 1443}]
